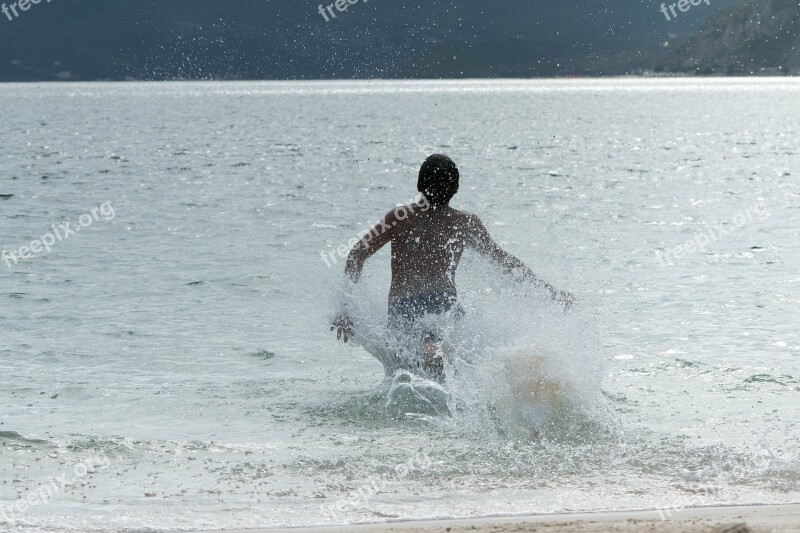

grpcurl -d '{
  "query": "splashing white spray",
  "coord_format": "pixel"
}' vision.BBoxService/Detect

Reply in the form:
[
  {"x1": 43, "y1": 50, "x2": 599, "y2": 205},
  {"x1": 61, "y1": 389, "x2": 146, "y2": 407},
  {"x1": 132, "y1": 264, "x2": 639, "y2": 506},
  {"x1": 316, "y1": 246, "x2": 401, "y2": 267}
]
[{"x1": 331, "y1": 256, "x2": 610, "y2": 441}]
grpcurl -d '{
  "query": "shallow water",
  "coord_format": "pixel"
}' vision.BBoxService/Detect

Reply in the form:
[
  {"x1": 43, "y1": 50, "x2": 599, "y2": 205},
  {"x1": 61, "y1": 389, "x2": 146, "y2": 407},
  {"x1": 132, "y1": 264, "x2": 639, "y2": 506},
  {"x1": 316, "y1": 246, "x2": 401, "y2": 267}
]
[{"x1": 0, "y1": 79, "x2": 798, "y2": 532}]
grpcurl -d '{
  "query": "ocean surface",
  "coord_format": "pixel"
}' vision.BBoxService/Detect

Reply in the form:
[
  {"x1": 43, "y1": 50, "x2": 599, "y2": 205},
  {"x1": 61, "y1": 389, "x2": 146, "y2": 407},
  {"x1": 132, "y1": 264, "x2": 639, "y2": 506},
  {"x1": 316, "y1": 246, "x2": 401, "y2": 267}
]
[{"x1": 0, "y1": 79, "x2": 798, "y2": 532}]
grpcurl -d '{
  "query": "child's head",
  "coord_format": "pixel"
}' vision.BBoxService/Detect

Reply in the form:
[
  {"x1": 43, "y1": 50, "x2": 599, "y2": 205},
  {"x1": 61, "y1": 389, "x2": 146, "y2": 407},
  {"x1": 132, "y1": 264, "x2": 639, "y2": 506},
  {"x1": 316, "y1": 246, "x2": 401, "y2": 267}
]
[{"x1": 418, "y1": 154, "x2": 459, "y2": 206}]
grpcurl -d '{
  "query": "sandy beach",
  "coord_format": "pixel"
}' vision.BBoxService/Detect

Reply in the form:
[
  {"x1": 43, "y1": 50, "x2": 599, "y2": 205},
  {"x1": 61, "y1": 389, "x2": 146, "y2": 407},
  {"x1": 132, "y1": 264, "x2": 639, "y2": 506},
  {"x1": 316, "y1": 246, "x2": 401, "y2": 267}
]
[{"x1": 202, "y1": 504, "x2": 800, "y2": 533}]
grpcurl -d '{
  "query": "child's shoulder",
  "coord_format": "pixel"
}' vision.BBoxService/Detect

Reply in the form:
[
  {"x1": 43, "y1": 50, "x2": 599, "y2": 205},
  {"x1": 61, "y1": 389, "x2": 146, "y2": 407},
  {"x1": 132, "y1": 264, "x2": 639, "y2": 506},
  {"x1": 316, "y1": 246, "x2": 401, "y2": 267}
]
[
  {"x1": 451, "y1": 208, "x2": 479, "y2": 223},
  {"x1": 384, "y1": 200, "x2": 429, "y2": 219}
]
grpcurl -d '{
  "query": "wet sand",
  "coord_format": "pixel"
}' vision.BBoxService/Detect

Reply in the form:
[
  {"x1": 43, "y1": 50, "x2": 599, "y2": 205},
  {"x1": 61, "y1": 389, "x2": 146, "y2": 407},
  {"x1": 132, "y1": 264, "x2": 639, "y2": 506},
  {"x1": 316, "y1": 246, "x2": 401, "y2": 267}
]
[{"x1": 202, "y1": 504, "x2": 800, "y2": 533}]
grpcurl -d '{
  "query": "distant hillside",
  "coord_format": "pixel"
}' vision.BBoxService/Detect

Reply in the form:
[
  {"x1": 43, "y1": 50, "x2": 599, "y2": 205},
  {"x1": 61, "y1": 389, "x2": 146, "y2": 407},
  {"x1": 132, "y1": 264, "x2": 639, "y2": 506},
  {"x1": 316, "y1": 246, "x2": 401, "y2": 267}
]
[
  {"x1": 0, "y1": 0, "x2": 737, "y2": 81},
  {"x1": 656, "y1": 0, "x2": 800, "y2": 74}
]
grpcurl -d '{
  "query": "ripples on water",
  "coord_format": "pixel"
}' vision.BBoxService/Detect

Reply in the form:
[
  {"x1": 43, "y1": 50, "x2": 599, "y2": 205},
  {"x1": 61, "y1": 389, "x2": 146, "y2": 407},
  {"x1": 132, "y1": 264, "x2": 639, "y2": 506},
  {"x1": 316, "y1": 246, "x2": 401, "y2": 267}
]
[{"x1": 0, "y1": 79, "x2": 798, "y2": 531}]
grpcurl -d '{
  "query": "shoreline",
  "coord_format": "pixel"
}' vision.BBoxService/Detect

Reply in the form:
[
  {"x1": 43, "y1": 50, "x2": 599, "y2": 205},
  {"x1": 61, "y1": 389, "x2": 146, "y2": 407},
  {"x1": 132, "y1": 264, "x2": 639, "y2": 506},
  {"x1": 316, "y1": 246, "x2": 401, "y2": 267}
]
[
  {"x1": 199, "y1": 504, "x2": 800, "y2": 533},
  {"x1": 1, "y1": 75, "x2": 799, "y2": 85}
]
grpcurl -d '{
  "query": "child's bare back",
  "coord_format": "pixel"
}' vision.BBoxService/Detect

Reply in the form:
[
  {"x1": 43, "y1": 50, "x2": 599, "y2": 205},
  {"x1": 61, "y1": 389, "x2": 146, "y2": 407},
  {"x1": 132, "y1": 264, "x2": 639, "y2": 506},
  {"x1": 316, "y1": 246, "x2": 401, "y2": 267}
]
[{"x1": 331, "y1": 154, "x2": 574, "y2": 348}]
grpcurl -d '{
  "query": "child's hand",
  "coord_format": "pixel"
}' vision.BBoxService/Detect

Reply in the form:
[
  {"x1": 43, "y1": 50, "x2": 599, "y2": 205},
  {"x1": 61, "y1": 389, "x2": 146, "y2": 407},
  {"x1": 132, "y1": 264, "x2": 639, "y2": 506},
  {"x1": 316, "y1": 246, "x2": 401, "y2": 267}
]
[
  {"x1": 558, "y1": 291, "x2": 576, "y2": 311},
  {"x1": 331, "y1": 315, "x2": 354, "y2": 343},
  {"x1": 547, "y1": 285, "x2": 575, "y2": 311}
]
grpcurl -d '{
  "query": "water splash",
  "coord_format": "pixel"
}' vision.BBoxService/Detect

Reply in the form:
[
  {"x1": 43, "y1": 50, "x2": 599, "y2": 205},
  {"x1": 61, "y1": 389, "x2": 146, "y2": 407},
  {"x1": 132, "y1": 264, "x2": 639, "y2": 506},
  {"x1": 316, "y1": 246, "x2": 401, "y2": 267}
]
[{"x1": 333, "y1": 262, "x2": 613, "y2": 442}]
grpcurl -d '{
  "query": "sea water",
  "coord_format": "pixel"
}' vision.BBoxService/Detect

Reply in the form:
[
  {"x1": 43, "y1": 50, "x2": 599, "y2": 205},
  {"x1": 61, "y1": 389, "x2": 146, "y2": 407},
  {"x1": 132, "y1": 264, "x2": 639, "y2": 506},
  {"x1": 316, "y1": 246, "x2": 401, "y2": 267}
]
[{"x1": 0, "y1": 79, "x2": 798, "y2": 531}]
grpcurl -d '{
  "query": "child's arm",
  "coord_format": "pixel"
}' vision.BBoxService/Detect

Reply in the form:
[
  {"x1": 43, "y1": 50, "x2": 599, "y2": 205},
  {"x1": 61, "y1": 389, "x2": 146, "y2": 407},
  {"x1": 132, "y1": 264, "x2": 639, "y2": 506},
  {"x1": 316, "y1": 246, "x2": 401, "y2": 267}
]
[
  {"x1": 331, "y1": 209, "x2": 397, "y2": 342},
  {"x1": 344, "y1": 210, "x2": 396, "y2": 284},
  {"x1": 466, "y1": 214, "x2": 575, "y2": 308}
]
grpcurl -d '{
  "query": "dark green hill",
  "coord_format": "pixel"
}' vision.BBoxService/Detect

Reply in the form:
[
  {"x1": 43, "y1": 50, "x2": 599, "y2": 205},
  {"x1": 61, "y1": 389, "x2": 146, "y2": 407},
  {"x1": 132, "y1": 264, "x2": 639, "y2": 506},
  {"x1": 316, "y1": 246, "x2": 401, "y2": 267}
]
[
  {"x1": 0, "y1": 0, "x2": 739, "y2": 81},
  {"x1": 656, "y1": 0, "x2": 800, "y2": 74}
]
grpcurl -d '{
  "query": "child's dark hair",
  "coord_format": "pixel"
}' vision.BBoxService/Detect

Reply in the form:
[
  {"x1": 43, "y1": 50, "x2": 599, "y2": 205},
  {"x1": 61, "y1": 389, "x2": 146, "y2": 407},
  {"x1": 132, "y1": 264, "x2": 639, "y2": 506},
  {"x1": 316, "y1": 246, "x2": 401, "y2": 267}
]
[{"x1": 418, "y1": 154, "x2": 459, "y2": 206}]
